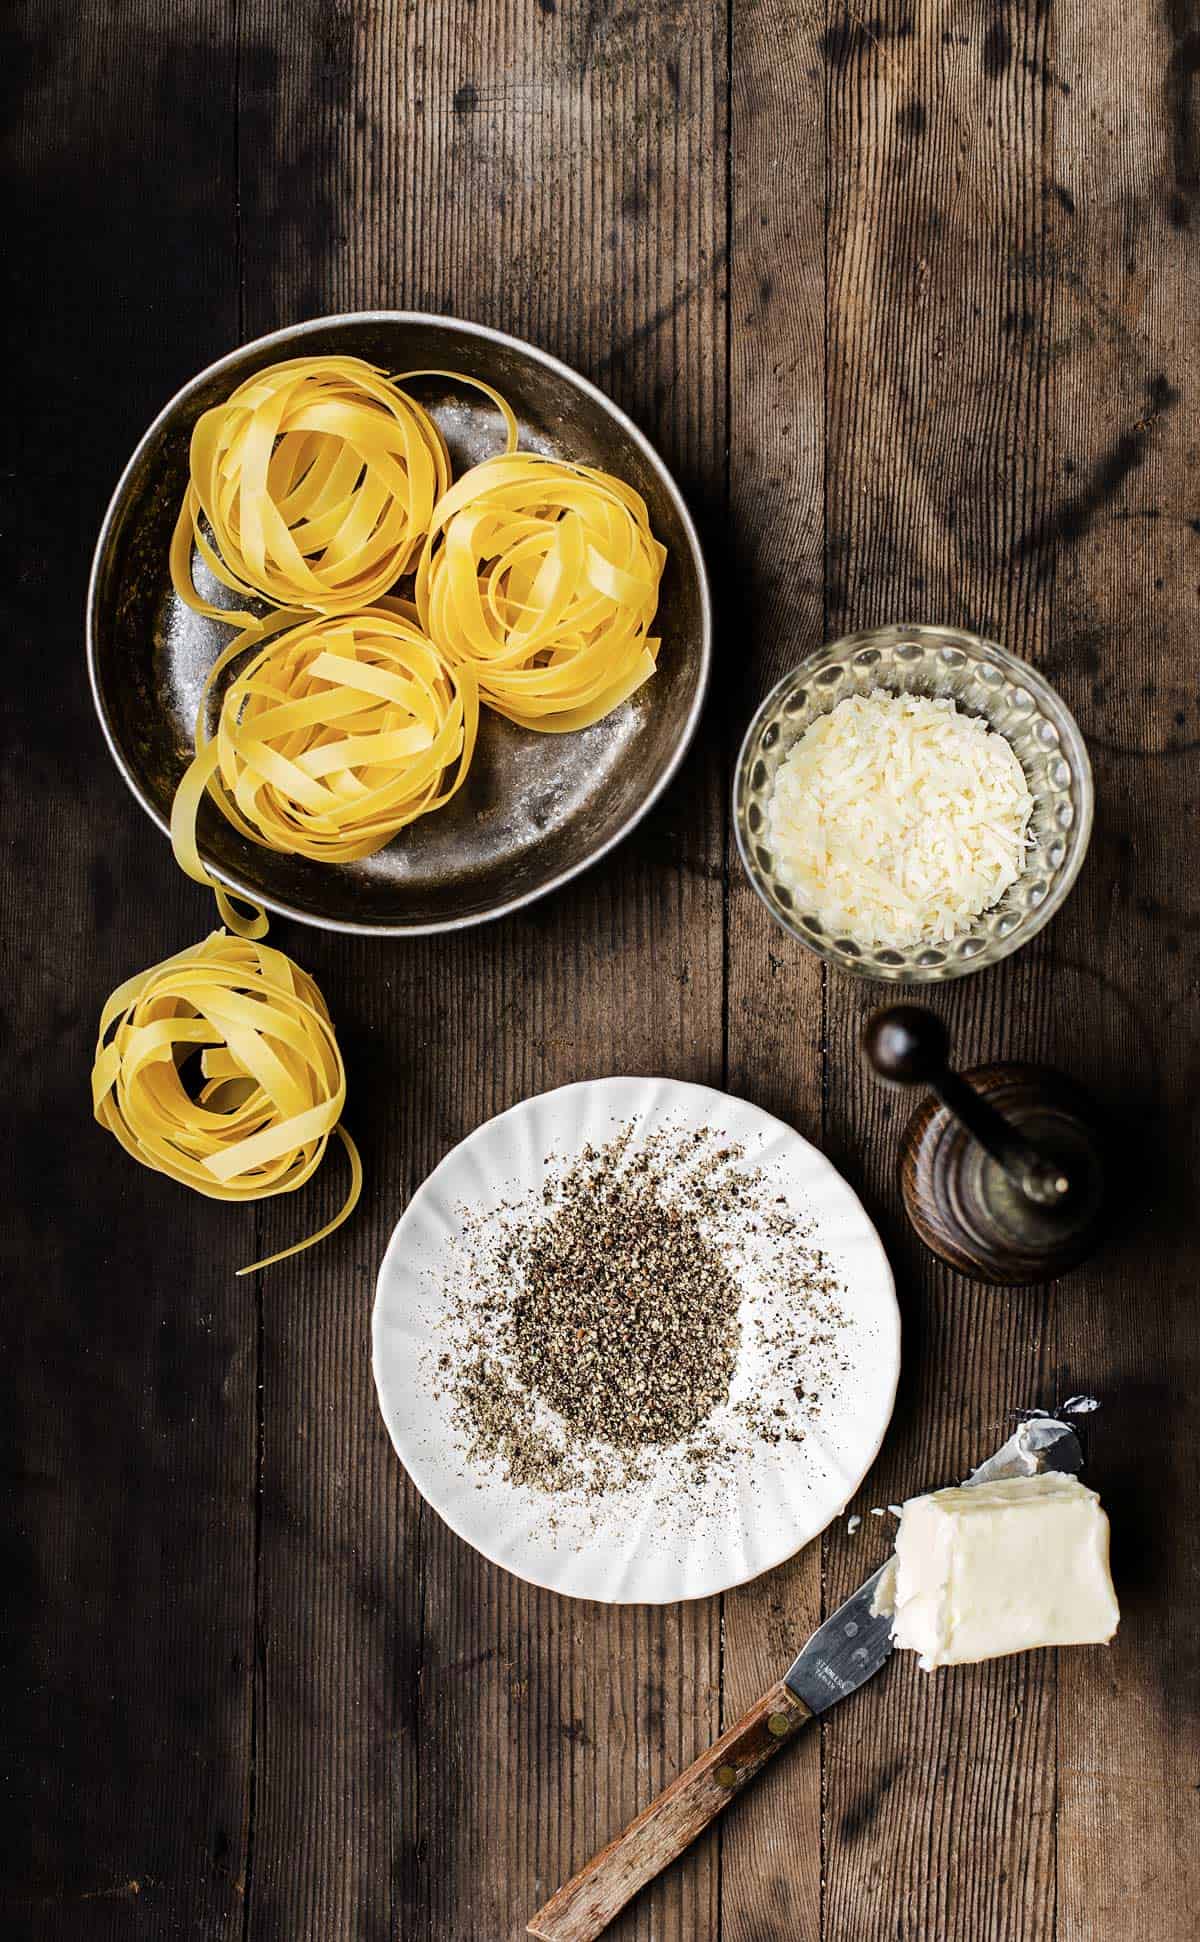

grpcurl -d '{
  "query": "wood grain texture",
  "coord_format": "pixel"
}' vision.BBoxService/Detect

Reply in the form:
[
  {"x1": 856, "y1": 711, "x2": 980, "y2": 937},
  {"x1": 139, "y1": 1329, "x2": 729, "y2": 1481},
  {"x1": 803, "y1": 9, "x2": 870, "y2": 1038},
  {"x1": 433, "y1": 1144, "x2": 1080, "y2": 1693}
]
[
  {"x1": 1, "y1": 5, "x2": 255, "y2": 1939},
  {"x1": 818, "y1": 4, "x2": 1064, "y2": 1939},
  {"x1": 8, "y1": 0, "x2": 1200, "y2": 1938},
  {"x1": 234, "y1": 4, "x2": 727, "y2": 1939},
  {"x1": 815, "y1": 4, "x2": 1197, "y2": 1941},
  {"x1": 722, "y1": 2, "x2": 828, "y2": 1939},
  {"x1": 526, "y1": 1682, "x2": 811, "y2": 1942},
  {"x1": 1040, "y1": 4, "x2": 1200, "y2": 1936}
]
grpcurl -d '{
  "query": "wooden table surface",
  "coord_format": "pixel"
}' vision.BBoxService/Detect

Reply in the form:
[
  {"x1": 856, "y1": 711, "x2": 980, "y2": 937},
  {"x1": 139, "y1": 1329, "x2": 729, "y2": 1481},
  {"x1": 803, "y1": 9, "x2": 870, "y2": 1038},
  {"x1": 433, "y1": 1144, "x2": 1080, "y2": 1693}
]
[{"x1": 6, "y1": 2, "x2": 1199, "y2": 1937}]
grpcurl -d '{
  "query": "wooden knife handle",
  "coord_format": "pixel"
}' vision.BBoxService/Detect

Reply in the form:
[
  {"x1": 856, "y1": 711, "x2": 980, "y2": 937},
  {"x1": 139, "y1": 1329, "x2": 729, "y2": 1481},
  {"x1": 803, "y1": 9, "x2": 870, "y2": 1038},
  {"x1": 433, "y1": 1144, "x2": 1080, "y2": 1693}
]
[{"x1": 526, "y1": 1679, "x2": 812, "y2": 1942}]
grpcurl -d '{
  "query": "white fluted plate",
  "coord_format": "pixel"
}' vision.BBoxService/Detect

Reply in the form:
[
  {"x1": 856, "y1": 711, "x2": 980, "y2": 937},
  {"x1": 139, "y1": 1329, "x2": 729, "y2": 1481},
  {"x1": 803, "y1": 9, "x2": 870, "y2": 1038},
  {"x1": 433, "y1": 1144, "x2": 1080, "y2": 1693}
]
[{"x1": 372, "y1": 1077, "x2": 900, "y2": 1603}]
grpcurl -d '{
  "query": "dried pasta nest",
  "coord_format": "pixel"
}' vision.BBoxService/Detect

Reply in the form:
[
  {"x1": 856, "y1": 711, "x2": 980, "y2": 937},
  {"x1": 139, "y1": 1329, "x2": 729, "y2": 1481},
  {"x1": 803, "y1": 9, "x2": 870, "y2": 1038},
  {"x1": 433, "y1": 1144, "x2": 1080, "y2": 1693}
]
[
  {"x1": 171, "y1": 356, "x2": 515, "y2": 621},
  {"x1": 171, "y1": 604, "x2": 478, "y2": 934},
  {"x1": 91, "y1": 931, "x2": 361, "y2": 1275},
  {"x1": 415, "y1": 452, "x2": 666, "y2": 731}
]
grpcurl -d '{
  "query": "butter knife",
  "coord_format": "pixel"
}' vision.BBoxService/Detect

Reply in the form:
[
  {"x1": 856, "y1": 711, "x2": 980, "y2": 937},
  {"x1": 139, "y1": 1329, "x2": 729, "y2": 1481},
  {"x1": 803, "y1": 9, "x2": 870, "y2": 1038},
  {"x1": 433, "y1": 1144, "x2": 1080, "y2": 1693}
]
[{"x1": 526, "y1": 1417, "x2": 1083, "y2": 1942}]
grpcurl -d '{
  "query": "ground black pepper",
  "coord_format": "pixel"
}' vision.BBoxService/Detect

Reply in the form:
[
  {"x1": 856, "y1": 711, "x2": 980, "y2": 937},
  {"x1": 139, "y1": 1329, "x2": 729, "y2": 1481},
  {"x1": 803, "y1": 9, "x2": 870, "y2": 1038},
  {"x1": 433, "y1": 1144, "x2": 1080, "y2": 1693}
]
[
  {"x1": 509, "y1": 1162, "x2": 739, "y2": 1447},
  {"x1": 433, "y1": 1117, "x2": 855, "y2": 1518}
]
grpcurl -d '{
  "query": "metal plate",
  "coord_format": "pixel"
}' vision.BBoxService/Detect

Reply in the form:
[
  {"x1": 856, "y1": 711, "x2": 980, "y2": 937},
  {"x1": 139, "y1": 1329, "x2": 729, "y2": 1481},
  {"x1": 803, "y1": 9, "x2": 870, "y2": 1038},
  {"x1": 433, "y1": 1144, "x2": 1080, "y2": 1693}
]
[{"x1": 86, "y1": 312, "x2": 712, "y2": 935}]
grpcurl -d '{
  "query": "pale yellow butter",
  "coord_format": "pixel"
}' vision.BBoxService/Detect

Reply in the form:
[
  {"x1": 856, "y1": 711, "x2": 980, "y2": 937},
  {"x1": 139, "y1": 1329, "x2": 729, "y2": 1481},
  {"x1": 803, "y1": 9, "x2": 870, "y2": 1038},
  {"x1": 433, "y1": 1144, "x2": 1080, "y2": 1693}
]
[{"x1": 888, "y1": 1472, "x2": 1119, "y2": 1671}]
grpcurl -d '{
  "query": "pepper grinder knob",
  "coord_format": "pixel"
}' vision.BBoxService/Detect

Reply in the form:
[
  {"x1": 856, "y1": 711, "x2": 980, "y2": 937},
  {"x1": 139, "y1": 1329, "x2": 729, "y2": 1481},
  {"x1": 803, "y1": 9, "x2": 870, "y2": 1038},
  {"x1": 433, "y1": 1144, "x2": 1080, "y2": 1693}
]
[
  {"x1": 863, "y1": 1003, "x2": 1107, "y2": 1285},
  {"x1": 862, "y1": 1005, "x2": 951, "y2": 1086}
]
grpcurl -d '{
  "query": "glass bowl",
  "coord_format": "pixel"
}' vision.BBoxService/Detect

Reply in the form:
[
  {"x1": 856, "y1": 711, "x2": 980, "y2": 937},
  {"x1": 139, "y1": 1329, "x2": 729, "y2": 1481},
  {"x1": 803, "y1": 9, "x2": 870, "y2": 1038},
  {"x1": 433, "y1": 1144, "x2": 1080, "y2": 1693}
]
[{"x1": 733, "y1": 623, "x2": 1094, "y2": 984}]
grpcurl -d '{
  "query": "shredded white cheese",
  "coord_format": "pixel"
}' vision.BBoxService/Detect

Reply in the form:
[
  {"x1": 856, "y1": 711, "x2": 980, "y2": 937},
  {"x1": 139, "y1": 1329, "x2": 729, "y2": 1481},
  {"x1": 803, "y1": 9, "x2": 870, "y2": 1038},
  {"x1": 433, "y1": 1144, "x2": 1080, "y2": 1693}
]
[{"x1": 766, "y1": 691, "x2": 1033, "y2": 951}]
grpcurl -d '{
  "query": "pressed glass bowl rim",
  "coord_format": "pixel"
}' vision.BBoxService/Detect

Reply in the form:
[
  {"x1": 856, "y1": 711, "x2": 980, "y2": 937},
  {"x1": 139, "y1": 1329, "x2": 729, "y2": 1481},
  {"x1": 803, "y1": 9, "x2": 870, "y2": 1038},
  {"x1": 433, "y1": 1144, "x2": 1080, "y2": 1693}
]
[{"x1": 732, "y1": 623, "x2": 1094, "y2": 985}]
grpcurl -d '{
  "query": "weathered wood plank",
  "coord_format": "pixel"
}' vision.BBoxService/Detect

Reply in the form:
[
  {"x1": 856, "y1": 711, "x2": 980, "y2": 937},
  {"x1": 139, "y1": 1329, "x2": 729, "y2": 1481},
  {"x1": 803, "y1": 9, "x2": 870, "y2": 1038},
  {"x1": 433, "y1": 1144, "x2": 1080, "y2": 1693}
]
[
  {"x1": 1040, "y1": 5, "x2": 1200, "y2": 1937},
  {"x1": 722, "y1": 0, "x2": 827, "y2": 1934},
  {"x1": 235, "y1": 3, "x2": 728, "y2": 1937},
  {"x1": 817, "y1": 3, "x2": 1064, "y2": 1938},
  {"x1": 11, "y1": 1, "x2": 1200, "y2": 1938},
  {"x1": 1, "y1": 5, "x2": 254, "y2": 1939}
]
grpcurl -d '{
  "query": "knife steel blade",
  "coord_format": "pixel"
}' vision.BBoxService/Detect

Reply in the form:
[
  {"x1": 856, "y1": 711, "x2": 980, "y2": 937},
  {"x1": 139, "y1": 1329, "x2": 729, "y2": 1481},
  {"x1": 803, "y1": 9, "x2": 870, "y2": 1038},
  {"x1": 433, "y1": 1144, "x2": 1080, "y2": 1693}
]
[{"x1": 784, "y1": 1415, "x2": 1083, "y2": 1714}]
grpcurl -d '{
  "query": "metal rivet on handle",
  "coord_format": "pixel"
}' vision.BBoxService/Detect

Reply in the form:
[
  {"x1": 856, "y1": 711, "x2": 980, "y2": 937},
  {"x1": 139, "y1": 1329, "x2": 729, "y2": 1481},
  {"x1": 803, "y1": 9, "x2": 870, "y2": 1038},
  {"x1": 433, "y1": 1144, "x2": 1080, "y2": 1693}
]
[
  {"x1": 768, "y1": 1712, "x2": 793, "y2": 1738},
  {"x1": 716, "y1": 1764, "x2": 738, "y2": 1788}
]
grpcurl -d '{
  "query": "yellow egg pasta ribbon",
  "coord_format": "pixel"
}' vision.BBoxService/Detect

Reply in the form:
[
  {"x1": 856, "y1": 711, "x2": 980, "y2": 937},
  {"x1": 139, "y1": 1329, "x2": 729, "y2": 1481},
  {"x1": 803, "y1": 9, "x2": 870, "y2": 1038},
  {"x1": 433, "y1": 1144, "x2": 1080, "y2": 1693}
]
[
  {"x1": 91, "y1": 932, "x2": 362, "y2": 1276},
  {"x1": 170, "y1": 357, "x2": 518, "y2": 623},
  {"x1": 414, "y1": 452, "x2": 667, "y2": 732},
  {"x1": 171, "y1": 605, "x2": 479, "y2": 934}
]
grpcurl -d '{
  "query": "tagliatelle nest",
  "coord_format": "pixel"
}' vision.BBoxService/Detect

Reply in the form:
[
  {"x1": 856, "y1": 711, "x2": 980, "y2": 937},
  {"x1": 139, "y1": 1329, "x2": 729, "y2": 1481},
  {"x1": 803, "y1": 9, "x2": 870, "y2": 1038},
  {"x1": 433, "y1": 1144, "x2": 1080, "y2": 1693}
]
[
  {"x1": 414, "y1": 453, "x2": 666, "y2": 731},
  {"x1": 91, "y1": 932, "x2": 362, "y2": 1275},
  {"x1": 170, "y1": 604, "x2": 479, "y2": 935},
  {"x1": 170, "y1": 356, "x2": 516, "y2": 622}
]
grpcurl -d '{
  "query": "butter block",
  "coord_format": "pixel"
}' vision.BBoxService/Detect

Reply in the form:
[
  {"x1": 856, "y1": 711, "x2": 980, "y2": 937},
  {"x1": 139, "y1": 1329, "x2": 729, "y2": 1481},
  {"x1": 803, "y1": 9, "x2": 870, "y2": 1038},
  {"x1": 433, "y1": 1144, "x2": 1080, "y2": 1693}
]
[{"x1": 890, "y1": 1471, "x2": 1120, "y2": 1671}]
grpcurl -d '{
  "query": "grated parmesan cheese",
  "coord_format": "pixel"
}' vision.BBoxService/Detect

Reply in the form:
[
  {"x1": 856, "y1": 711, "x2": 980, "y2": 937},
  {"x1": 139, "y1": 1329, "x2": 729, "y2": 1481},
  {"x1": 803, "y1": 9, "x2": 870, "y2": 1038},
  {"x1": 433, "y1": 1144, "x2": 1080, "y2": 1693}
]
[{"x1": 766, "y1": 691, "x2": 1033, "y2": 951}]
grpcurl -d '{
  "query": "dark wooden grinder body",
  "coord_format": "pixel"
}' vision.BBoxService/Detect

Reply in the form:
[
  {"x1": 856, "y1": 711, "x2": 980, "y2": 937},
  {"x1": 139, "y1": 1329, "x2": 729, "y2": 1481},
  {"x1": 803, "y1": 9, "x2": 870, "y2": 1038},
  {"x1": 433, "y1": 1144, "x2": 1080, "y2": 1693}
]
[{"x1": 862, "y1": 1006, "x2": 1107, "y2": 1285}]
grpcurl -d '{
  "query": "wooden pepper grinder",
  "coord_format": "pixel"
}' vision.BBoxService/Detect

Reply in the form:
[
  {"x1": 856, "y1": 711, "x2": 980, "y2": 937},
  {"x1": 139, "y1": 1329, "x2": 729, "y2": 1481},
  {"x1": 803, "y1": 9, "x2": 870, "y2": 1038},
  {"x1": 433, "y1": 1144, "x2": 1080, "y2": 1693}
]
[{"x1": 862, "y1": 1004, "x2": 1107, "y2": 1284}]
